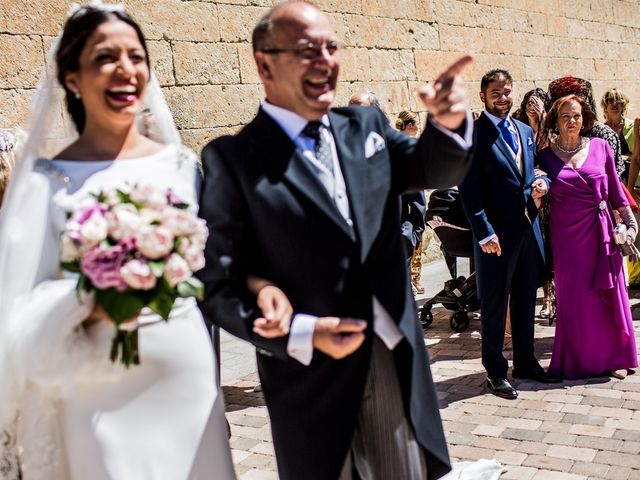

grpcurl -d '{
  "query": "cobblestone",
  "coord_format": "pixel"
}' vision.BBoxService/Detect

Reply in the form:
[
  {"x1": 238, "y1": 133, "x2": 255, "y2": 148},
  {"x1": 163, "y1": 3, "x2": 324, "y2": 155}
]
[{"x1": 221, "y1": 283, "x2": 640, "y2": 478}]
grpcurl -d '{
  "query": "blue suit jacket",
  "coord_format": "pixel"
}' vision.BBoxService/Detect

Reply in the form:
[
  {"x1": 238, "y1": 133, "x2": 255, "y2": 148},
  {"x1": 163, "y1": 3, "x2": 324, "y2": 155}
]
[{"x1": 459, "y1": 112, "x2": 546, "y2": 285}]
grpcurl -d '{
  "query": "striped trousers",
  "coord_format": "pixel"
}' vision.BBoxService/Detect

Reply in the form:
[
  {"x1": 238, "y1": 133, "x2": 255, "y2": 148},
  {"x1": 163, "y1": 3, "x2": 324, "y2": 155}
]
[{"x1": 338, "y1": 337, "x2": 428, "y2": 480}]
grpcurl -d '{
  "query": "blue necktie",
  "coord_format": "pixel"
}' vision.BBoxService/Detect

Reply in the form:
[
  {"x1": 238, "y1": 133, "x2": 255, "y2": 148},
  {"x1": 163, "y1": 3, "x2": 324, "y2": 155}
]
[{"x1": 498, "y1": 119, "x2": 519, "y2": 155}]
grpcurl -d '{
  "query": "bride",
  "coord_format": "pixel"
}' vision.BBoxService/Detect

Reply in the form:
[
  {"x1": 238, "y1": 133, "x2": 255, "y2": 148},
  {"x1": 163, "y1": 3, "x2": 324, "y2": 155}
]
[{"x1": 0, "y1": 3, "x2": 235, "y2": 479}]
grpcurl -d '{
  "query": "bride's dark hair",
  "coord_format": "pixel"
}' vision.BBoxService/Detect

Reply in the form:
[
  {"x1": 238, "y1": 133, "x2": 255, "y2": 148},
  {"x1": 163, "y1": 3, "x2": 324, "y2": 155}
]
[{"x1": 56, "y1": 7, "x2": 150, "y2": 133}]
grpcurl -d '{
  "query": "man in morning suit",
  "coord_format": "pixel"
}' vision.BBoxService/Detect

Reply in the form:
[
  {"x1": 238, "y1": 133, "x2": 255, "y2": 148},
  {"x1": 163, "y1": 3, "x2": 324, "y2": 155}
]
[
  {"x1": 198, "y1": 3, "x2": 473, "y2": 479},
  {"x1": 459, "y1": 69, "x2": 561, "y2": 400}
]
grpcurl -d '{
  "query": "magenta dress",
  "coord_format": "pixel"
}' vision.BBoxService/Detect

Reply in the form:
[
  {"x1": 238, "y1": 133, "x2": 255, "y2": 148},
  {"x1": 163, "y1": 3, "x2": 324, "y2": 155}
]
[{"x1": 539, "y1": 138, "x2": 638, "y2": 379}]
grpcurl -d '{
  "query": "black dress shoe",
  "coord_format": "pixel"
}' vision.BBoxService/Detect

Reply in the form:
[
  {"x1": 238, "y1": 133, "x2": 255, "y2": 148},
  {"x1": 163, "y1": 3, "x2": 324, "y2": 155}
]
[
  {"x1": 486, "y1": 377, "x2": 518, "y2": 399},
  {"x1": 512, "y1": 367, "x2": 562, "y2": 383}
]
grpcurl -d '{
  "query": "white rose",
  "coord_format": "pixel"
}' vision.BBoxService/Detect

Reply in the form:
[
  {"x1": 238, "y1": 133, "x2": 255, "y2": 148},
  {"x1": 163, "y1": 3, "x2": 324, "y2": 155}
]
[
  {"x1": 139, "y1": 207, "x2": 163, "y2": 225},
  {"x1": 175, "y1": 237, "x2": 205, "y2": 271},
  {"x1": 60, "y1": 233, "x2": 80, "y2": 262},
  {"x1": 130, "y1": 185, "x2": 167, "y2": 210},
  {"x1": 190, "y1": 218, "x2": 209, "y2": 248},
  {"x1": 80, "y1": 211, "x2": 109, "y2": 246},
  {"x1": 162, "y1": 207, "x2": 198, "y2": 236},
  {"x1": 164, "y1": 253, "x2": 191, "y2": 287},
  {"x1": 135, "y1": 225, "x2": 174, "y2": 260},
  {"x1": 184, "y1": 246, "x2": 205, "y2": 272},
  {"x1": 106, "y1": 204, "x2": 141, "y2": 240}
]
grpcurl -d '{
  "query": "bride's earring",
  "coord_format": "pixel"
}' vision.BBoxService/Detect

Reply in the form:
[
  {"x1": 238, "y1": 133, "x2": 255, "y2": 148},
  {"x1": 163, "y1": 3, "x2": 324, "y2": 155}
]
[{"x1": 74, "y1": 90, "x2": 81, "y2": 99}]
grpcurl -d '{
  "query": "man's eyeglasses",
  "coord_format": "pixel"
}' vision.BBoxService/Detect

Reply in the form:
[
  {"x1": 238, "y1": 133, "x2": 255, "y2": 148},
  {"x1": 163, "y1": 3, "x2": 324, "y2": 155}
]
[
  {"x1": 260, "y1": 41, "x2": 340, "y2": 61},
  {"x1": 605, "y1": 98, "x2": 622, "y2": 105}
]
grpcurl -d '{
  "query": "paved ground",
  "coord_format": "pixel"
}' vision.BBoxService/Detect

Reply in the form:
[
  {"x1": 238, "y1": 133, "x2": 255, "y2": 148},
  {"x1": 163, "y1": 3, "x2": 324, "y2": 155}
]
[{"x1": 220, "y1": 260, "x2": 640, "y2": 480}]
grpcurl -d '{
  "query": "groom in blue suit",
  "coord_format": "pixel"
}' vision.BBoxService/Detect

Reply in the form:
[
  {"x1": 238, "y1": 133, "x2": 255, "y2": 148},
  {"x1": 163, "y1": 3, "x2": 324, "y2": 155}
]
[{"x1": 460, "y1": 69, "x2": 561, "y2": 399}]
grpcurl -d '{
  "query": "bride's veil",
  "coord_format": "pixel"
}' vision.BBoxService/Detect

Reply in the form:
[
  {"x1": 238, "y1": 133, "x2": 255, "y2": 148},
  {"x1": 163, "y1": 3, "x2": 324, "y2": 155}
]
[{"x1": 0, "y1": 1, "x2": 181, "y2": 432}]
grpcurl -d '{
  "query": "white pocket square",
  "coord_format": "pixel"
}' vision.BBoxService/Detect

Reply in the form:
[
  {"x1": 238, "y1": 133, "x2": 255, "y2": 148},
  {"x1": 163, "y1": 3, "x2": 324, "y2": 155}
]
[
  {"x1": 364, "y1": 131, "x2": 386, "y2": 158},
  {"x1": 527, "y1": 137, "x2": 534, "y2": 146}
]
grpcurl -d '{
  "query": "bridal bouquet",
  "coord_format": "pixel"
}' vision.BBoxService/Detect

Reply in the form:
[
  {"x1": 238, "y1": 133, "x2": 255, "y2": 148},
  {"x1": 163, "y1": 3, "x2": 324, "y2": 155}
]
[{"x1": 60, "y1": 185, "x2": 208, "y2": 367}]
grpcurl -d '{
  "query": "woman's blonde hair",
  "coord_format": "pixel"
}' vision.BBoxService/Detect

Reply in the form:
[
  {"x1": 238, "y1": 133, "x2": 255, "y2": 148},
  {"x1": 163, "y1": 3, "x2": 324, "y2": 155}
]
[
  {"x1": 395, "y1": 110, "x2": 418, "y2": 131},
  {"x1": 600, "y1": 88, "x2": 629, "y2": 119}
]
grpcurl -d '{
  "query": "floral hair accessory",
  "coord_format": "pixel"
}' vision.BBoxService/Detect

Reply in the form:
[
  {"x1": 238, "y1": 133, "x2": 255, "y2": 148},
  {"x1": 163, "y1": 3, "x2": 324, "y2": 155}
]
[
  {"x1": 0, "y1": 130, "x2": 16, "y2": 153},
  {"x1": 67, "y1": 0, "x2": 126, "y2": 19}
]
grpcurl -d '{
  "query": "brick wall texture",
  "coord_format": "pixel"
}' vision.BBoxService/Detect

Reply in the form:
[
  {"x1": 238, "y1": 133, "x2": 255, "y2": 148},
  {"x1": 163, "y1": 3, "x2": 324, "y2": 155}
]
[{"x1": 1, "y1": 0, "x2": 640, "y2": 152}]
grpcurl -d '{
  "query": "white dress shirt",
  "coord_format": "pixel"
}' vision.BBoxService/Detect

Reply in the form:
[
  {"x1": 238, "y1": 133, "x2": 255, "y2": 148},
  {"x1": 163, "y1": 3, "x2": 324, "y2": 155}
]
[{"x1": 262, "y1": 100, "x2": 471, "y2": 365}]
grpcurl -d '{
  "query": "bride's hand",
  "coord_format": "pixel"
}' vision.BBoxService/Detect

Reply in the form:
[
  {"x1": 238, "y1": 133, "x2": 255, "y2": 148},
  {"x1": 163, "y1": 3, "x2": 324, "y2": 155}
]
[
  {"x1": 83, "y1": 305, "x2": 138, "y2": 330},
  {"x1": 83, "y1": 304, "x2": 110, "y2": 328},
  {"x1": 253, "y1": 285, "x2": 293, "y2": 338}
]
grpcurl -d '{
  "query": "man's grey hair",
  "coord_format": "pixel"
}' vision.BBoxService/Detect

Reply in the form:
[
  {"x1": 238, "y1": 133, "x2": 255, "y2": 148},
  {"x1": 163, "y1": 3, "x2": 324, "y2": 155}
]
[{"x1": 348, "y1": 91, "x2": 380, "y2": 108}]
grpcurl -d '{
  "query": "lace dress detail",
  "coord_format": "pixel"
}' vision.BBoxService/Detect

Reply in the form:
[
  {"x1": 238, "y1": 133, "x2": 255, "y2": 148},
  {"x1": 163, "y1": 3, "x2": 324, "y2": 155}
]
[
  {"x1": 1, "y1": 423, "x2": 21, "y2": 480},
  {"x1": 585, "y1": 123, "x2": 623, "y2": 178}
]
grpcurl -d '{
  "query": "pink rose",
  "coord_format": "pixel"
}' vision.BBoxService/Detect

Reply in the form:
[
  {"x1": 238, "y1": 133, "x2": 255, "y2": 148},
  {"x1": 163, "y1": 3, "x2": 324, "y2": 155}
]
[
  {"x1": 164, "y1": 253, "x2": 191, "y2": 287},
  {"x1": 65, "y1": 200, "x2": 106, "y2": 243},
  {"x1": 80, "y1": 239, "x2": 134, "y2": 291},
  {"x1": 106, "y1": 203, "x2": 141, "y2": 241},
  {"x1": 135, "y1": 225, "x2": 174, "y2": 260},
  {"x1": 167, "y1": 189, "x2": 184, "y2": 205},
  {"x1": 120, "y1": 259, "x2": 157, "y2": 290}
]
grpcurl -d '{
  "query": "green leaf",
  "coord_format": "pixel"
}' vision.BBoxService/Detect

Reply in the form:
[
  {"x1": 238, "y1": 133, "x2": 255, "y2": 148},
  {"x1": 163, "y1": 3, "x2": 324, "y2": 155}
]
[
  {"x1": 76, "y1": 274, "x2": 92, "y2": 293},
  {"x1": 145, "y1": 277, "x2": 175, "y2": 320},
  {"x1": 60, "y1": 261, "x2": 80, "y2": 273},
  {"x1": 116, "y1": 189, "x2": 132, "y2": 204},
  {"x1": 177, "y1": 277, "x2": 204, "y2": 300},
  {"x1": 96, "y1": 288, "x2": 146, "y2": 325},
  {"x1": 173, "y1": 202, "x2": 190, "y2": 210},
  {"x1": 148, "y1": 260, "x2": 164, "y2": 277}
]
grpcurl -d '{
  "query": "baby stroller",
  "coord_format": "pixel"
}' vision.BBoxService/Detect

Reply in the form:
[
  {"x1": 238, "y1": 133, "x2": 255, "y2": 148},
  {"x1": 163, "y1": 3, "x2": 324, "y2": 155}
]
[{"x1": 420, "y1": 188, "x2": 480, "y2": 332}]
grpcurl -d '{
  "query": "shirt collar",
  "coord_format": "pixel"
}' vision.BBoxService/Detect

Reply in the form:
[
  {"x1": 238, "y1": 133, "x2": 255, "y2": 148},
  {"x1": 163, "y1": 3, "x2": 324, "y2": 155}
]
[
  {"x1": 484, "y1": 110, "x2": 513, "y2": 128},
  {"x1": 261, "y1": 100, "x2": 330, "y2": 142}
]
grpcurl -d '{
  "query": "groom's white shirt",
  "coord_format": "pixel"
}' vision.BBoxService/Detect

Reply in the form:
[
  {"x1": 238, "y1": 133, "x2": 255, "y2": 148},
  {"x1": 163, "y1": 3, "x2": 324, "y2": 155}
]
[{"x1": 261, "y1": 100, "x2": 403, "y2": 365}]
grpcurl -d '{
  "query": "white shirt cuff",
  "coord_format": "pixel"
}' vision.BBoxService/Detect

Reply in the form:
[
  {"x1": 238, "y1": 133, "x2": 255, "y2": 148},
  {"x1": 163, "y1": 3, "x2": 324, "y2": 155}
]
[
  {"x1": 287, "y1": 313, "x2": 317, "y2": 366},
  {"x1": 478, "y1": 234, "x2": 497, "y2": 246},
  {"x1": 429, "y1": 110, "x2": 473, "y2": 150}
]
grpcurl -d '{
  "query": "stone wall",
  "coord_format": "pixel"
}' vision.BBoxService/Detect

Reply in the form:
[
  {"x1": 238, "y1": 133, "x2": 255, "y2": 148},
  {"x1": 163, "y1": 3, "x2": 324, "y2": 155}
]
[{"x1": 1, "y1": 0, "x2": 640, "y2": 152}]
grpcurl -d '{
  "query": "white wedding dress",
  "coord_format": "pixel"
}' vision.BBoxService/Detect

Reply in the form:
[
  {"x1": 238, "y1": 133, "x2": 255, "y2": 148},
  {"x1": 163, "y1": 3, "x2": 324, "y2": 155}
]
[{"x1": 5, "y1": 144, "x2": 236, "y2": 480}]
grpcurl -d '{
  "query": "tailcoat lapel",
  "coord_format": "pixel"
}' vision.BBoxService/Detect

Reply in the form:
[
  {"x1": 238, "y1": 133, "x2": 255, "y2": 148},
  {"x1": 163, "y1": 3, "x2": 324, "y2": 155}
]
[
  {"x1": 327, "y1": 112, "x2": 369, "y2": 253},
  {"x1": 253, "y1": 109, "x2": 356, "y2": 240}
]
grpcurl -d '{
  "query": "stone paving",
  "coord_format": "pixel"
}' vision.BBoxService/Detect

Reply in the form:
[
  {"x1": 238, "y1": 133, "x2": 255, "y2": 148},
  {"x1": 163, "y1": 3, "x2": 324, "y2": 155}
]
[{"x1": 221, "y1": 281, "x2": 640, "y2": 480}]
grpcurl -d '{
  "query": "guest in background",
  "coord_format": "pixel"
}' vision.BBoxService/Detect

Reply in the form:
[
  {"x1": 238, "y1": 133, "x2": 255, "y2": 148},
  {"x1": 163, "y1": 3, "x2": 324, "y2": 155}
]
[
  {"x1": 395, "y1": 110, "x2": 420, "y2": 137},
  {"x1": 459, "y1": 69, "x2": 559, "y2": 401},
  {"x1": 539, "y1": 95, "x2": 638, "y2": 380},
  {"x1": 516, "y1": 88, "x2": 549, "y2": 150},
  {"x1": 548, "y1": 76, "x2": 624, "y2": 178},
  {"x1": 601, "y1": 89, "x2": 640, "y2": 190},
  {"x1": 516, "y1": 89, "x2": 554, "y2": 319},
  {"x1": 396, "y1": 111, "x2": 427, "y2": 294},
  {"x1": 348, "y1": 90, "x2": 380, "y2": 108},
  {"x1": 601, "y1": 89, "x2": 640, "y2": 287}
]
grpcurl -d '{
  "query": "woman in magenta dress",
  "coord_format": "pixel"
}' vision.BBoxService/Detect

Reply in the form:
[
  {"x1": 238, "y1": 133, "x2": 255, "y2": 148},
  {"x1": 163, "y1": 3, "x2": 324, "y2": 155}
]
[{"x1": 538, "y1": 95, "x2": 638, "y2": 380}]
